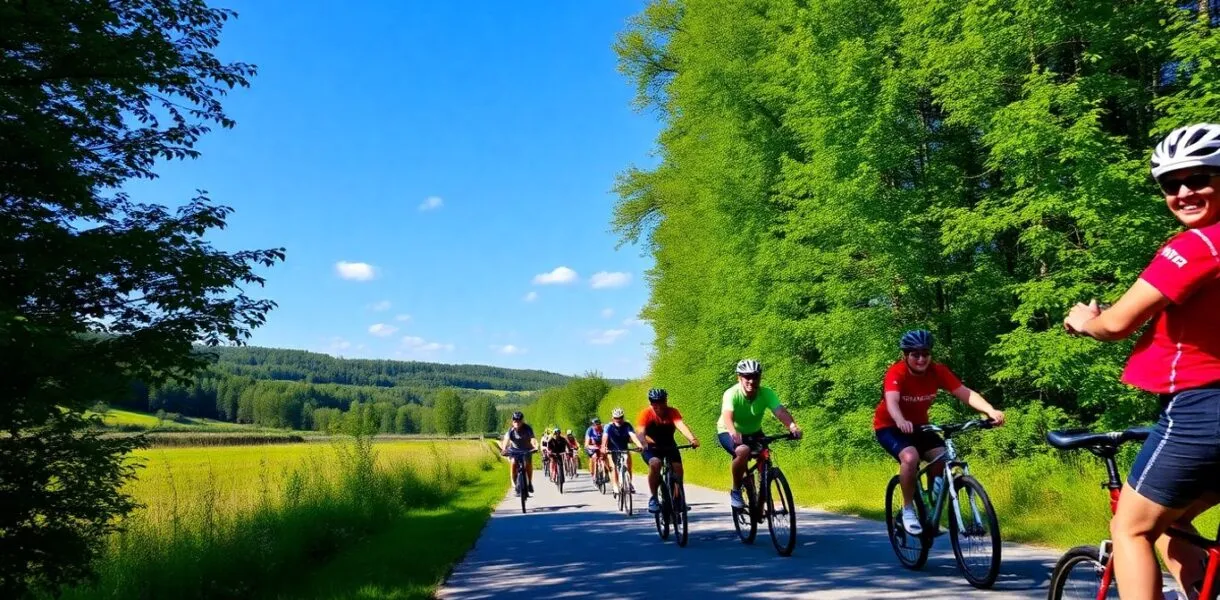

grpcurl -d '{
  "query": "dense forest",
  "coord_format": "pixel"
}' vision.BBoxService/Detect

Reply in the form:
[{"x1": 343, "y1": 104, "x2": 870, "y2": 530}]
[
  {"x1": 610, "y1": 0, "x2": 1220, "y2": 459},
  {"x1": 111, "y1": 346, "x2": 562, "y2": 433}
]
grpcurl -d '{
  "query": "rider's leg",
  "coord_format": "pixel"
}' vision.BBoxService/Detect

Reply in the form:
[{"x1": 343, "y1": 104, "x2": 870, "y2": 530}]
[
  {"x1": 1157, "y1": 493, "x2": 1219, "y2": 597},
  {"x1": 1112, "y1": 483, "x2": 1189, "y2": 600},
  {"x1": 897, "y1": 446, "x2": 921, "y2": 507},
  {"x1": 609, "y1": 453, "x2": 620, "y2": 489},
  {"x1": 525, "y1": 457, "x2": 533, "y2": 484},
  {"x1": 732, "y1": 445, "x2": 750, "y2": 488},
  {"x1": 625, "y1": 453, "x2": 634, "y2": 491},
  {"x1": 510, "y1": 458, "x2": 519, "y2": 487},
  {"x1": 672, "y1": 461, "x2": 685, "y2": 502},
  {"x1": 922, "y1": 446, "x2": 946, "y2": 493},
  {"x1": 648, "y1": 457, "x2": 662, "y2": 497}
]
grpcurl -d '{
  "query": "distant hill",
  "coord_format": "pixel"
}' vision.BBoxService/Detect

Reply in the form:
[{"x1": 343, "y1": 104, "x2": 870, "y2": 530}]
[{"x1": 205, "y1": 346, "x2": 571, "y2": 392}]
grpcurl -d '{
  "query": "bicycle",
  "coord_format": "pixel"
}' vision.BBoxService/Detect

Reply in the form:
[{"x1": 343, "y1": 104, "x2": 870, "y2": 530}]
[
  {"x1": 503, "y1": 448, "x2": 537, "y2": 514},
  {"x1": 548, "y1": 450, "x2": 565, "y2": 493},
  {"x1": 730, "y1": 432, "x2": 799, "y2": 556},
  {"x1": 592, "y1": 451, "x2": 610, "y2": 494},
  {"x1": 565, "y1": 450, "x2": 578, "y2": 479},
  {"x1": 1045, "y1": 426, "x2": 1220, "y2": 600},
  {"x1": 610, "y1": 449, "x2": 638, "y2": 516},
  {"x1": 650, "y1": 444, "x2": 695, "y2": 547},
  {"x1": 884, "y1": 418, "x2": 1002, "y2": 588}
]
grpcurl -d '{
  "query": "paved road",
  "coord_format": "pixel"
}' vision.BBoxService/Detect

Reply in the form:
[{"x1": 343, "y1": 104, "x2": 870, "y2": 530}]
[{"x1": 440, "y1": 467, "x2": 1064, "y2": 599}]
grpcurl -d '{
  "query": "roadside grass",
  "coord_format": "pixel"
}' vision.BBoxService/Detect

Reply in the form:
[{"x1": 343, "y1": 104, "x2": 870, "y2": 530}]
[
  {"x1": 678, "y1": 448, "x2": 1220, "y2": 551},
  {"x1": 58, "y1": 439, "x2": 501, "y2": 600}
]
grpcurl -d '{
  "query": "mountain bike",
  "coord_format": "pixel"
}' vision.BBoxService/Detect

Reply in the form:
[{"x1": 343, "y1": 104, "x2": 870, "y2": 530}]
[
  {"x1": 1045, "y1": 426, "x2": 1220, "y2": 600},
  {"x1": 548, "y1": 449, "x2": 565, "y2": 493},
  {"x1": 564, "y1": 450, "x2": 578, "y2": 480},
  {"x1": 610, "y1": 449, "x2": 637, "y2": 516},
  {"x1": 885, "y1": 419, "x2": 1001, "y2": 588},
  {"x1": 592, "y1": 450, "x2": 609, "y2": 494},
  {"x1": 730, "y1": 432, "x2": 799, "y2": 556},
  {"x1": 503, "y1": 448, "x2": 537, "y2": 514},
  {"x1": 651, "y1": 444, "x2": 694, "y2": 547}
]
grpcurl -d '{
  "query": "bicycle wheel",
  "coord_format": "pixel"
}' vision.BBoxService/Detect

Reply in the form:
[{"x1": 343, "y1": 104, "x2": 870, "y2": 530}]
[
  {"x1": 948, "y1": 475, "x2": 1001, "y2": 588},
  {"x1": 655, "y1": 471, "x2": 671, "y2": 541},
  {"x1": 765, "y1": 467, "x2": 797, "y2": 556},
  {"x1": 674, "y1": 480, "x2": 689, "y2": 547},
  {"x1": 518, "y1": 468, "x2": 528, "y2": 514},
  {"x1": 885, "y1": 474, "x2": 930, "y2": 569},
  {"x1": 733, "y1": 476, "x2": 758, "y2": 544},
  {"x1": 557, "y1": 462, "x2": 565, "y2": 494},
  {"x1": 1047, "y1": 545, "x2": 1116, "y2": 600},
  {"x1": 625, "y1": 479, "x2": 634, "y2": 516}
]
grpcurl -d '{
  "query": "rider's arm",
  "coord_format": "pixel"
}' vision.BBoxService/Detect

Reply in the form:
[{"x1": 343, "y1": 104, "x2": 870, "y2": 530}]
[
  {"x1": 773, "y1": 406, "x2": 800, "y2": 433},
  {"x1": 1065, "y1": 279, "x2": 1168, "y2": 341},
  {"x1": 719, "y1": 408, "x2": 737, "y2": 437},
  {"x1": 884, "y1": 390, "x2": 908, "y2": 427},
  {"x1": 674, "y1": 418, "x2": 699, "y2": 445},
  {"x1": 950, "y1": 386, "x2": 1005, "y2": 425},
  {"x1": 499, "y1": 432, "x2": 510, "y2": 452},
  {"x1": 628, "y1": 431, "x2": 644, "y2": 448}
]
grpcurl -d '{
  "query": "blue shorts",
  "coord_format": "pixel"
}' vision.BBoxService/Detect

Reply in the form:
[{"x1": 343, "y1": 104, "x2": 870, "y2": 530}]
[
  {"x1": 717, "y1": 431, "x2": 768, "y2": 456},
  {"x1": 642, "y1": 445, "x2": 682, "y2": 465},
  {"x1": 1128, "y1": 388, "x2": 1220, "y2": 509},
  {"x1": 875, "y1": 427, "x2": 945, "y2": 460},
  {"x1": 586, "y1": 448, "x2": 599, "y2": 458}
]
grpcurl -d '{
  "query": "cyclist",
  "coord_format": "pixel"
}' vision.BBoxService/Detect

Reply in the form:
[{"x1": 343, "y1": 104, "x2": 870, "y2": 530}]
[
  {"x1": 1063, "y1": 123, "x2": 1220, "y2": 600},
  {"x1": 545, "y1": 427, "x2": 571, "y2": 482},
  {"x1": 638, "y1": 388, "x2": 699, "y2": 513},
  {"x1": 584, "y1": 418, "x2": 609, "y2": 480},
  {"x1": 499, "y1": 411, "x2": 536, "y2": 495},
  {"x1": 565, "y1": 428, "x2": 579, "y2": 474},
  {"x1": 602, "y1": 408, "x2": 644, "y2": 495},
  {"x1": 873, "y1": 329, "x2": 1005, "y2": 536},
  {"x1": 539, "y1": 428, "x2": 552, "y2": 473},
  {"x1": 717, "y1": 359, "x2": 803, "y2": 509}
]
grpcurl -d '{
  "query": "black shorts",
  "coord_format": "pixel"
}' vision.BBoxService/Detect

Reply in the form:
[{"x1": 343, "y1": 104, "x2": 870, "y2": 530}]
[
  {"x1": 875, "y1": 427, "x2": 945, "y2": 460},
  {"x1": 717, "y1": 431, "x2": 768, "y2": 456},
  {"x1": 1128, "y1": 388, "x2": 1220, "y2": 509},
  {"x1": 642, "y1": 445, "x2": 682, "y2": 465}
]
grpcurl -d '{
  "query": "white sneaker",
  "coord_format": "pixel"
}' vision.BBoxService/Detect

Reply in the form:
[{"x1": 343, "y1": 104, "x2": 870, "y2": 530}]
[{"x1": 901, "y1": 504, "x2": 923, "y2": 536}]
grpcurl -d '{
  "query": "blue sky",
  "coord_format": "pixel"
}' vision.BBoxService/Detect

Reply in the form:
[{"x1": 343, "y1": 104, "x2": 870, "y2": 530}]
[{"x1": 124, "y1": 1, "x2": 660, "y2": 379}]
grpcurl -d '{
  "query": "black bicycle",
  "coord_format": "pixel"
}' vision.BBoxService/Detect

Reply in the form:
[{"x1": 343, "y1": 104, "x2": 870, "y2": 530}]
[
  {"x1": 503, "y1": 448, "x2": 537, "y2": 514},
  {"x1": 884, "y1": 419, "x2": 1001, "y2": 589},
  {"x1": 593, "y1": 449, "x2": 610, "y2": 494},
  {"x1": 731, "y1": 432, "x2": 799, "y2": 556},
  {"x1": 547, "y1": 450, "x2": 565, "y2": 493},
  {"x1": 610, "y1": 449, "x2": 638, "y2": 516},
  {"x1": 652, "y1": 444, "x2": 695, "y2": 547}
]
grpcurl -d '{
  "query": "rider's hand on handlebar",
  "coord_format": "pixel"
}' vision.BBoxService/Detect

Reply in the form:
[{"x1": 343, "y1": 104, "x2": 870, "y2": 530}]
[
  {"x1": 730, "y1": 432, "x2": 742, "y2": 446},
  {"x1": 986, "y1": 410, "x2": 1005, "y2": 427},
  {"x1": 690, "y1": 437, "x2": 700, "y2": 449},
  {"x1": 897, "y1": 419, "x2": 914, "y2": 434},
  {"x1": 788, "y1": 423, "x2": 803, "y2": 440}
]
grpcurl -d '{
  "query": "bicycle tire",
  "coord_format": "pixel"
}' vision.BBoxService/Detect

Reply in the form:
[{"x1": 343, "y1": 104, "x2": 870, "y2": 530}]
[
  {"x1": 949, "y1": 475, "x2": 1001, "y2": 588},
  {"x1": 625, "y1": 479, "x2": 633, "y2": 516},
  {"x1": 557, "y1": 462, "x2": 565, "y2": 494},
  {"x1": 885, "y1": 474, "x2": 930, "y2": 569},
  {"x1": 1047, "y1": 545, "x2": 1116, "y2": 600},
  {"x1": 518, "y1": 468, "x2": 528, "y2": 514},
  {"x1": 766, "y1": 467, "x2": 797, "y2": 556},
  {"x1": 733, "y1": 475, "x2": 758, "y2": 544},
  {"x1": 674, "y1": 480, "x2": 689, "y2": 547},
  {"x1": 655, "y1": 469, "x2": 672, "y2": 541}
]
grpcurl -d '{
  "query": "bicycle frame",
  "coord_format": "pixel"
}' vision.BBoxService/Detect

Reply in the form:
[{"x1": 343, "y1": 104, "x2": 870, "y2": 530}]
[
  {"x1": 916, "y1": 422, "x2": 990, "y2": 535},
  {"x1": 742, "y1": 434, "x2": 792, "y2": 519}
]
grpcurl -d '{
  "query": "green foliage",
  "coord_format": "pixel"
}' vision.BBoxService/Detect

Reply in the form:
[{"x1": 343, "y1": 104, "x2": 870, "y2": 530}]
[
  {"x1": 614, "y1": 0, "x2": 1220, "y2": 458},
  {"x1": 1, "y1": 1, "x2": 286, "y2": 595},
  {"x1": 432, "y1": 390, "x2": 465, "y2": 436},
  {"x1": 522, "y1": 373, "x2": 612, "y2": 433}
]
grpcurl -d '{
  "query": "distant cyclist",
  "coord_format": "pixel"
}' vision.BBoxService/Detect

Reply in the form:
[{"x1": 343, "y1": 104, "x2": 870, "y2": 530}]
[
  {"x1": 545, "y1": 427, "x2": 571, "y2": 481},
  {"x1": 1064, "y1": 123, "x2": 1220, "y2": 600},
  {"x1": 873, "y1": 330, "x2": 1004, "y2": 536},
  {"x1": 602, "y1": 407, "x2": 643, "y2": 496},
  {"x1": 565, "y1": 428, "x2": 579, "y2": 472},
  {"x1": 499, "y1": 411, "x2": 536, "y2": 495},
  {"x1": 584, "y1": 418, "x2": 608, "y2": 480},
  {"x1": 638, "y1": 388, "x2": 699, "y2": 513},
  {"x1": 717, "y1": 359, "x2": 802, "y2": 509}
]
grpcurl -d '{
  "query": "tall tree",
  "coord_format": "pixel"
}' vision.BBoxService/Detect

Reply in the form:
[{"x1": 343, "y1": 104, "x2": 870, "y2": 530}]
[
  {"x1": 0, "y1": 1, "x2": 282, "y2": 595},
  {"x1": 432, "y1": 389, "x2": 465, "y2": 435}
]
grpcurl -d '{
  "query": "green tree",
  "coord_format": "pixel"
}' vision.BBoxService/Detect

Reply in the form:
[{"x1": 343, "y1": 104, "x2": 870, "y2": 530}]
[
  {"x1": 0, "y1": 2, "x2": 283, "y2": 594},
  {"x1": 465, "y1": 396, "x2": 499, "y2": 433},
  {"x1": 432, "y1": 389, "x2": 465, "y2": 435}
]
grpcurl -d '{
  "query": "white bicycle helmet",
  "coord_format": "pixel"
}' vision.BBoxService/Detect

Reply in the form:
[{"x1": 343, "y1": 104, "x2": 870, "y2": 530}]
[
  {"x1": 735, "y1": 359, "x2": 762, "y2": 376},
  {"x1": 1151, "y1": 123, "x2": 1220, "y2": 179},
  {"x1": 611, "y1": 407, "x2": 625, "y2": 418}
]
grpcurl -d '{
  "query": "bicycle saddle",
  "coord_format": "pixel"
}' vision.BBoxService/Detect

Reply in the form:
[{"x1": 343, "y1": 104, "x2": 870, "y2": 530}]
[{"x1": 1046, "y1": 427, "x2": 1152, "y2": 452}]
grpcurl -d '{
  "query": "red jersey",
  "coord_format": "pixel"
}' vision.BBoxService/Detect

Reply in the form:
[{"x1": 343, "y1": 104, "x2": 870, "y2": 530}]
[
  {"x1": 637, "y1": 406, "x2": 683, "y2": 447},
  {"x1": 872, "y1": 361, "x2": 964, "y2": 430},
  {"x1": 1122, "y1": 224, "x2": 1220, "y2": 394}
]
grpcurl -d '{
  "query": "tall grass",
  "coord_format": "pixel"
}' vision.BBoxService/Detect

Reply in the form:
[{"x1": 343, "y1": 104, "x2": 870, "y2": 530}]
[{"x1": 59, "y1": 438, "x2": 498, "y2": 599}]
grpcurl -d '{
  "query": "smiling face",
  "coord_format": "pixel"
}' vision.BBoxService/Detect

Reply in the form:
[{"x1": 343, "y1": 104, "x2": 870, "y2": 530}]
[
  {"x1": 737, "y1": 373, "x2": 760, "y2": 397},
  {"x1": 903, "y1": 350, "x2": 931, "y2": 374},
  {"x1": 1159, "y1": 167, "x2": 1220, "y2": 228}
]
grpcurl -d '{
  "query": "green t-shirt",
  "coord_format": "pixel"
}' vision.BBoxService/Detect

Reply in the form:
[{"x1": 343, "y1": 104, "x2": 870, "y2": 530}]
[{"x1": 717, "y1": 384, "x2": 782, "y2": 434}]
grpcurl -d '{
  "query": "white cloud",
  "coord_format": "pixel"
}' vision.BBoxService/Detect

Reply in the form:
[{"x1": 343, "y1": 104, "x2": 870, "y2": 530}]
[
  {"x1": 533, "y1": 266, "x2": 578, "y2": 285},
  {"x1": 588, "y1": 329, "x2": 628, "y2": 345},
  {"x1": 402, "y1": 335, "x2": 455, "y2": 353},
  {"x1": 419, "y1": 196, "x2": 444, "y2": 211},
  {"x1": 590, "y1": 271, "x2": 631, "y2": 289},
  {"x1": 335, "y1": 261, "x2": 377, "y2": 281},
  {"x1": 394, "y1": 313, "x2": 412, "y2": 322},
  {"x1": 492, "y1": 344, "x2": 526, "y2": 355},
  {"x1": 601, "y1": 308, "x2": 615, "y2": 319},
  {"x1": 368, "y1": 323, "x2": 398, "y2": 337},
  {"x1": 523, "y1": 291, "x2": 539, "y2": 302},
  {"x1": 622, "y1": 317, "x2": 648, "y2": 327},
  {"x1": 370, "y1": 300, "x2": 392, "y2": 312}
]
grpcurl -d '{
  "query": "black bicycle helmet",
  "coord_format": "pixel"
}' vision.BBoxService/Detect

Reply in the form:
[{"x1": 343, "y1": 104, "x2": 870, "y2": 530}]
[
  {"x1": 899, "y1": 329, "x2": 933, "y2": 351},
  {"x1": 647, "y1": 388, "x2": 668, "y2": 402},
  {"x1": 511, "y1": 411, "x2": 524, "y2": 421}
]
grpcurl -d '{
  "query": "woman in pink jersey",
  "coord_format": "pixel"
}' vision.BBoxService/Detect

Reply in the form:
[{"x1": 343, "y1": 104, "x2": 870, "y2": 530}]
[{"x1": 1065, "y1": 123, "x2": 1220, "y2": 600}]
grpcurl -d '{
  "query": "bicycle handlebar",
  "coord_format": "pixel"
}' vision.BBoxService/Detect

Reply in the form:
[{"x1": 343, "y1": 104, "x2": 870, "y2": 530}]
[{"x1": 917, "y1": 418, "x2": 995, "y2": 437}]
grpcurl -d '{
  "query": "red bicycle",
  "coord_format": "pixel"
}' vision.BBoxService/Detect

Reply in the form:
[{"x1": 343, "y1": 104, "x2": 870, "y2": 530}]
[{"x1": 1045, "y1": 426, "x2": 1220, "y2": 600}]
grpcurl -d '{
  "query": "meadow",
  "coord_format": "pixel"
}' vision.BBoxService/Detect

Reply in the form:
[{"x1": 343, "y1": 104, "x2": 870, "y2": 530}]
[{"x1": 58, "y1": 439, "x2": 505, "y2": 600}]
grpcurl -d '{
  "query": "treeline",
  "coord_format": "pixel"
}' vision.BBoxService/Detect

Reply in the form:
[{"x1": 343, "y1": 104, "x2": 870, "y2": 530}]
[
  {"x1": 519, "y1": 373, "x2": 612, "y2": 434},
  {"x1": 613, "y1": 0, "x2": 1220, "y2": 459}
]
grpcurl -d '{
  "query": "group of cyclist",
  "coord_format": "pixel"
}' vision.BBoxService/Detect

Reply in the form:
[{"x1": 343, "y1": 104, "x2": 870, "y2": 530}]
[{"x1": 498, "y1": 123, "x2": 1220, "y2": 600}]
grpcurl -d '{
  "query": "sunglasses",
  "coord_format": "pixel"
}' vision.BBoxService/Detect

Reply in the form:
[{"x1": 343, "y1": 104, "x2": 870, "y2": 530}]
[
  {"x1": 905, "y1": 350, "x2": 931, "y2": 359},
  {"x1": 740, "y1": 374, "x2": 761, "y2": 381},
  {"x1": 1158, "y1": 172, "x2": 1217, "y2": 195}
]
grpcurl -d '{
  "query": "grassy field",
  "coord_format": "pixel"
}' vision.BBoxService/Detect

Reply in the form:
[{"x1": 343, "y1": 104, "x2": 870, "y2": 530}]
[
  {"x1": 678, "y1": 447, "x2": 1220, "y2": 551},
  {"x1": 60, "y1": 439, "x2": 504, "y2": 600}
]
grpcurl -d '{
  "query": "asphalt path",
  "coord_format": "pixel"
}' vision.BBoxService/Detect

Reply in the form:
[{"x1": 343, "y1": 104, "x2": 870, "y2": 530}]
[{"x1": 439, "y1": 465, "x2": 1067, "y2": 599}]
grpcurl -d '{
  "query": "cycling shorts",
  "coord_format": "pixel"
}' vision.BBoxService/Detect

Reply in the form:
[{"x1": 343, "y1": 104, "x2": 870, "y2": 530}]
[
  {"x1": 875, "y1": 427, "x2": 945, "y2": 460},
  {"x1": 1128, "y1": 387, "x2": 1220, "y2": 509},
  {"x1": 642, "y1": 445, "x2": 682, "y2": 465},
  {"x1": 586, "y1": 448, "x2": 599, "y2": 457},
  {"x1": 717, "y1": 431, "x2": 768, "y2": 457}
]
